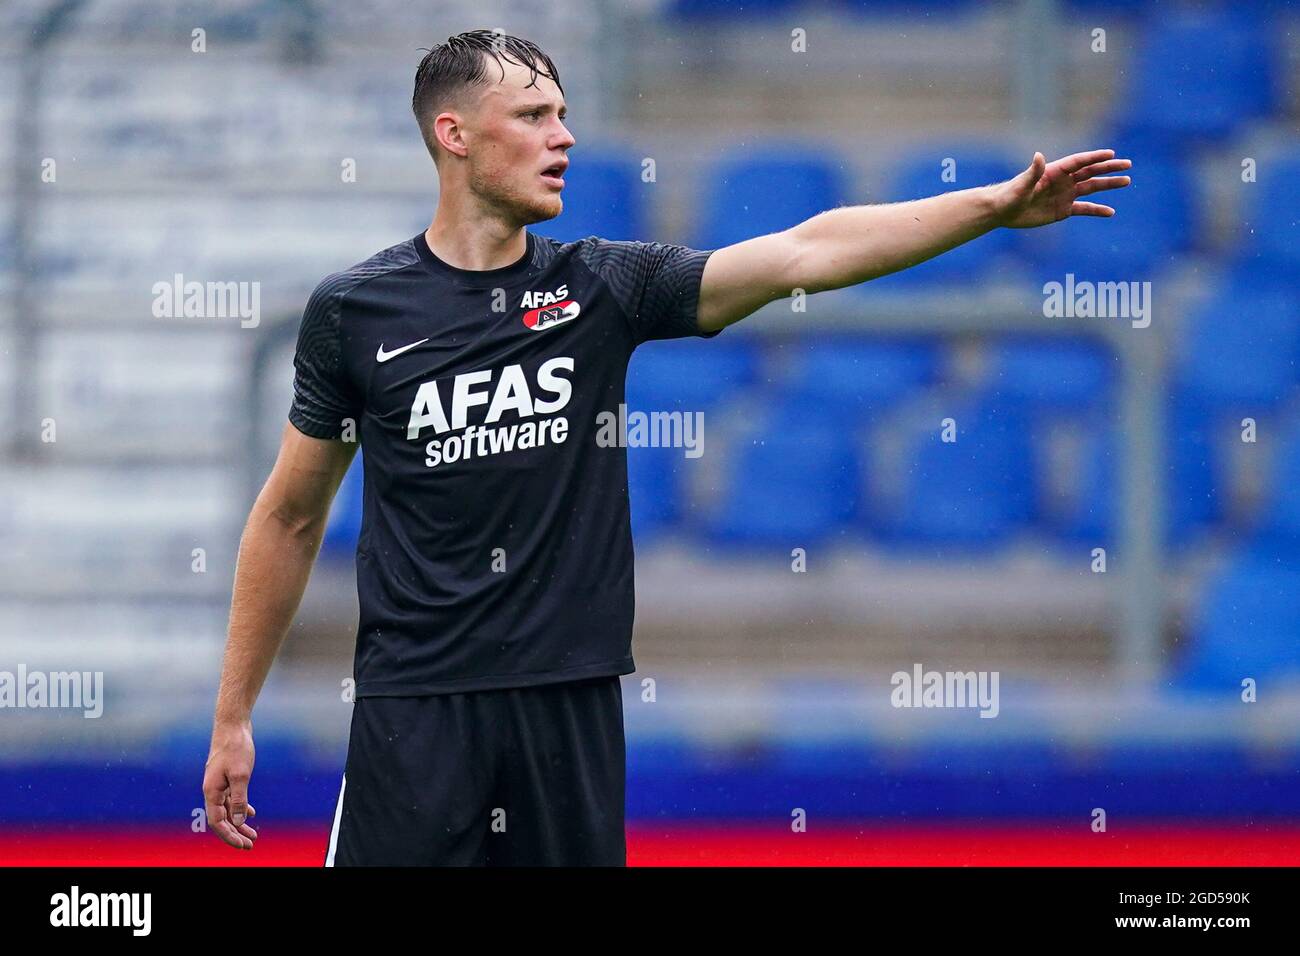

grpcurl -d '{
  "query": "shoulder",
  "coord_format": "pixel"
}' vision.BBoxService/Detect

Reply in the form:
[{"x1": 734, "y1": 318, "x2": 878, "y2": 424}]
[
  {"x1": 305, "y1": 237, "x2": 423, "y2": 317},
  {"x1": 539, "y1": 234, "x2": 669, "y2": 280}
]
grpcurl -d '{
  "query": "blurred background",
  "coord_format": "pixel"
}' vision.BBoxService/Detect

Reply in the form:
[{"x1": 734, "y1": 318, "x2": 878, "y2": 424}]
[{"x1": 1, "y1": 0, "x2": 1298, "y2": 865}]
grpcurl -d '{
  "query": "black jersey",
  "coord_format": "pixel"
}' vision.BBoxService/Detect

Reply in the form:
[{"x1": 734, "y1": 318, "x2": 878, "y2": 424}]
[{"x1": 287, "y1": 230, "x2": 721, "y2": 695}]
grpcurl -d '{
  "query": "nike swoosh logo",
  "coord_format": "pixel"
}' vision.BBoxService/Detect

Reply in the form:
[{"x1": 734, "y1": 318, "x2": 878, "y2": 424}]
[{"x1": 376, "y1": 338, "x2": 429, "y2": 363}]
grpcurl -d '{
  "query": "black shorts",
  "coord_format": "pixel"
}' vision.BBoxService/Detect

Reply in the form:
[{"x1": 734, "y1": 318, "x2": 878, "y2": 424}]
[{"x1": 324, "y1": 675, "x2": 626, "y2": 866}]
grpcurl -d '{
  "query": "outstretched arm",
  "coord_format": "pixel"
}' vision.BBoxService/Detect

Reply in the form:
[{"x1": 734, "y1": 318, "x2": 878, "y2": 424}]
[{"x1": 696, "y1": 149, "x2": 1132, "y2": 333}]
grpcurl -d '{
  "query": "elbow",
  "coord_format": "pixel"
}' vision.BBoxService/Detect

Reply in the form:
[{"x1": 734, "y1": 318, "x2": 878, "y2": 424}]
[
  {"x1": 782, "y1": 224, "x2": 836, "y2": 296},
  {"x1": 277, "y1": 508, "x2": 328, "y2": 544},
  {"x1": 257, "y1": 490, "x2": 329, "y2": 543}
]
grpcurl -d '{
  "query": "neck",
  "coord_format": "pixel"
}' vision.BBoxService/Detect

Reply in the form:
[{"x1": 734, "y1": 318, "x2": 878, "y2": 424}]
[{"x1": 425, "y1": 197, "x2": 527, "y2": 271}]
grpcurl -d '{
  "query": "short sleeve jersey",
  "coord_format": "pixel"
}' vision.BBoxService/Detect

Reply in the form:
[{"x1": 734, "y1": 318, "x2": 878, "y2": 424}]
[{"x1": 288, "y1": 230, "x2": 720, "y2": 695}]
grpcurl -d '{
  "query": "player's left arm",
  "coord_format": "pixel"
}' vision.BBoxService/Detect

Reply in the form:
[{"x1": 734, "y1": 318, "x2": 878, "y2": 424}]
[{"x1": 695, "y1": 148, "x2": 1132, "y2": 334}]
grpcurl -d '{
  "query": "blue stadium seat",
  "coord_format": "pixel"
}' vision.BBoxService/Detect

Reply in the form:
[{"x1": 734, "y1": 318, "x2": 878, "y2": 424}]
[
  {"x1": 1120, "y1": 9, "x2": 1279, "y2": 143},
  {"x1": 867, "y1": 389, "x2": 1035, "y2": 548},
  {"x1": 1235, "y1": 150, "x2": 1300, "y2": 277},
  {"x1": 1179, "y1": 547, "x2": 1300, "y2": 689},
  {"x1": 322, "y1": 452, "x2": 363, "y2": 556},
  {"x1": 1039, "y1": 413, "x2": 1117, "y2": 545},
  {"x1": 1049, "y1": 390, "x2": 1221, "y2": 546},
  {"x1": 857, "y1": 375, "x2": 1217, "y2": 552},
  {"x1": 626, "y1": 337, "x2": 761, "y2": 413},
  {"x1": 700, "y1": 409, "x2": 861, "y2": 548},
  {"x1": 1175, "y1": 272, "x2": 1300, "y2": 409},
  {"x1": 1164, "y1": 388, "x2": 1221, "y2": 543},
  {"x1": 533, "y1": 151, "x2": 645, "y2": 242},
  {"x1": 985, "y1": 336, "x2": 1115, "y2": 411},
  {"x1": 865, "y1": 145, "x2": 1022, "y2": 289},
  {"x1": 769, "y1": 336, "x2": 942, "y2": 426},
  {"x1": 628, "y1": 444, "x2": 683, "y2": 543},
  {"x1": 982, "y1": 339, "x2": 1118, "y2": 543},
  {"x1": 695, "y1": 149, "x2": 849, "y2": 250},
  {"x1": 1246, "y1": 413, "x2": 1300, "y2": 548}
]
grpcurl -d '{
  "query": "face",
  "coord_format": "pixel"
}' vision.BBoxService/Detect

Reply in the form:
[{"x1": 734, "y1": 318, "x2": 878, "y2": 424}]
[{"x1": 456, "y1": 56, "x2": 575, "y2": 226}]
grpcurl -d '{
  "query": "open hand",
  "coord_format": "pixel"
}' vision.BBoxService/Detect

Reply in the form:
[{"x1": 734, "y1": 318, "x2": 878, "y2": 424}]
[{"x1": 994, "y1": 149, "x2": 1132, "y2": 228}]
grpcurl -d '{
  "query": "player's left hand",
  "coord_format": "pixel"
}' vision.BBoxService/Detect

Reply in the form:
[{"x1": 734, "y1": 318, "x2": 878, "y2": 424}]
[{"x1": 994, "y1": 149, "x2": 1132, "y2": 228}]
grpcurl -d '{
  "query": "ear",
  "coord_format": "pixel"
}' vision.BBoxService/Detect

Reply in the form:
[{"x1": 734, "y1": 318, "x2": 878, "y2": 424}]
[{"x1": 433, "y1": 111, "x2": 469, "y2": 160}]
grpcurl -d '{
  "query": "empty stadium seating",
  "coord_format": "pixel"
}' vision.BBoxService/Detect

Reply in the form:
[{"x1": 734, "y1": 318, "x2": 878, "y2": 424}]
[
  {"x1": 1120, "y1": 9, "x2": 1280, "y2": 144},
  {"x1": 1180, "y1": 546, "x2": 1300, "y2": 689},
  {"x1": 1235, "y1": 151, "x2": 1300, "y2": 278},
  {"x1": 3, "y1": 0, "x2": 1297, "y2": 708},
  {"x1": 694, "y1": 149, "x2": 850, "y2": 250}
]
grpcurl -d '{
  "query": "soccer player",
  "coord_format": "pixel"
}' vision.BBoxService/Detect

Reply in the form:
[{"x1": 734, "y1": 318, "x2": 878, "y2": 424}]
[{"x1": 202, "y1": 29, "x2": 1131, "y2": 865}]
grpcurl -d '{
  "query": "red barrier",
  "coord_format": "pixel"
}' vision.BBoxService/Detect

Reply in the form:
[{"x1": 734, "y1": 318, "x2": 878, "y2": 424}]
[{"x1": 1, "y1": 823, "x2": 1298, "y2": 866}]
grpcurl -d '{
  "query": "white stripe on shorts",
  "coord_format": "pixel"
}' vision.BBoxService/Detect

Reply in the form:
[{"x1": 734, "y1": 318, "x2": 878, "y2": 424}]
[{"x1": 324, "y1": 773, "x2": 347, "y2": 867}]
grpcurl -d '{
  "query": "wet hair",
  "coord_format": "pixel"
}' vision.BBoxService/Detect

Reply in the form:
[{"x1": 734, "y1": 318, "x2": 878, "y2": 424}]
[{"x1": 412, "y1": 29, "x2": 564, "y2": 160}]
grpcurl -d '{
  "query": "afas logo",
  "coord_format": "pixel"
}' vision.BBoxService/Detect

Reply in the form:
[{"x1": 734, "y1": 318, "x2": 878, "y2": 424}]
[{"x1": 521, "y1": 285, "x2": 581, "y2": 332}]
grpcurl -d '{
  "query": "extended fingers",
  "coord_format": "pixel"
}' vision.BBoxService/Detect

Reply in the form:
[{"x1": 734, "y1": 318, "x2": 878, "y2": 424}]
[
  {"x1": 1073, "y1": 158, "x2": 1131, "y2": 181},
  {"x1": 1076, "y1": 175, "x2": 1131, "y2": 196},
  {"x1": 1056, "y1": 148, "x2": 1115, "y2": 174},
  {"x1": 1071, "y1": 201, "x2": 1116, "y2": 217}
]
